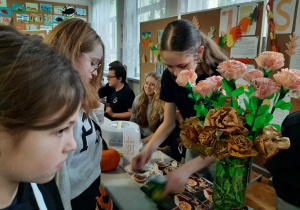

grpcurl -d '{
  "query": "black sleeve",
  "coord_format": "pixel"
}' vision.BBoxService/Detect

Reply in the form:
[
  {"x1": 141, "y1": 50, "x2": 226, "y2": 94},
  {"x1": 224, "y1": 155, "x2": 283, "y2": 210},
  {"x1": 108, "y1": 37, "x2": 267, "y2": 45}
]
[
  {"x1": 160, "y1": 69, "x2": 176, "y2": 103},
  {"x1": 98, "y1": 83, "x2": 109, "y2": 98},
  {"x1": 126, "y1": 89, "x2": 135, "y2": 110}
]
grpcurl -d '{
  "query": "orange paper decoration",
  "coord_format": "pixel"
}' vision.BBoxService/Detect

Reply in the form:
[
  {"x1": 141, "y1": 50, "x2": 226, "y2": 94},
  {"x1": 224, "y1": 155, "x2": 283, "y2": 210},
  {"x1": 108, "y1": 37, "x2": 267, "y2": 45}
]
[{"x1": 238, "y1": 17, "x2": 252, "y2": 34}]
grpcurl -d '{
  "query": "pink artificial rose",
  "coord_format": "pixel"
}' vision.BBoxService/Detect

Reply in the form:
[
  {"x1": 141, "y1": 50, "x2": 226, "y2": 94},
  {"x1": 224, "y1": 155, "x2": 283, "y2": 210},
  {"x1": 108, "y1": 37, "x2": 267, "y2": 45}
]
[
  {"x1": 217, "y1": 60, "x2": 247, "y2": 81},
  {"x1": 194, "y1": 76, "x2": 223, "y2": 98},
  {"x1": 243, "y1": 69, "x2": 264, "y2": 83},
  {"x1": 273, "y1": 68, "x2": 300, "y2": 90},
  {"x1": 255, "y1": 51, "x2": 285, "y2": 72},
  {"x1": 175, "y1": 69, "x2": 197, "y2": 87},
  {"x1": 252, "y1": 78, "x2": 280, "y2": 99}
]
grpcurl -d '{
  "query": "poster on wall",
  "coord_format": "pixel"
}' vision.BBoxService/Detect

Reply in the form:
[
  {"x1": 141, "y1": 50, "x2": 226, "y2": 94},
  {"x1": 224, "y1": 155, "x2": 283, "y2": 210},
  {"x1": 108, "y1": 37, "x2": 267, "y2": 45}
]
[
  {"x1": 54, "y1": 6, "x2": 64, "y2": 15},
  {"x1": 40, "y1": 25, "x2": 52, "y2": 30},
  {"x1": 26, "y1": 3, "x2": 39, "y2": 12},
  {"x1": 62, "y1": 5, "x2": 75, "y2": 17},
  {"x1": 0, "y1": 7, "x2": 11, "y2": 17},
  {"x1": 0, "y1": 0, "x2": 7, "y2": 7},
  {"x1": 238, "y1": 3, "x2": 258, "y2": 35},
  {"x1": 40, "y1": 4, "x2": 52, "y2": 12},
  {"x1": 12, "y1": 3, "x2": 25, "y2": 13},
  {"x1": 0, "y1": 16, "x2": 10, "y2": 25},
  {"x1": 273, "y1": 0, "x2": 296, "y2": 34},
  {"x1": 30, "y1": 13, "x2": 42, "y2": 22},
  {"x1": 15, "y1": 23, "x2": 25, "y2": 30},
  {"x1": 53, "y1": 15, "x2": 64, "y2": 23},
  {"x1": 219, "y1": 6, "x2": 238, "y2": 37},
  {"x1": 44, "y1": 14, "x2": 53, "y2": 25},
  {"x1": 76, "y1": 8, "x2": 86, "y2": 17},
  {"x1": 230, "y1": 36, "x2": 258, "y2": 58},
  {"x1": 16, "y1": 14, "x2": 29, "y2": 23},
  {"x1": 26, "y1": 23, "x2": 38, "y2": 30}
]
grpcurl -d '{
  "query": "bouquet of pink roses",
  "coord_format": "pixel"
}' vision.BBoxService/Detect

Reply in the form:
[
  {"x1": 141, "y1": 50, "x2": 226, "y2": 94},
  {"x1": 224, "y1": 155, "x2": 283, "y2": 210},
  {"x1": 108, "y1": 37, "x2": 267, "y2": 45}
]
[{"x1": 177, "y1": 51, "x2": 298, "y2": 210}]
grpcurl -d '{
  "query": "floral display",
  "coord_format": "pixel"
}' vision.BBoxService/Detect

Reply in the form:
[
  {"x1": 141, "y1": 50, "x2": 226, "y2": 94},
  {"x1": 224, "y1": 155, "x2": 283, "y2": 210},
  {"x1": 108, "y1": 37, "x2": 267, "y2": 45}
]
[{"x1": 176, "y1": 52, "x2": 299, "y2": 209}]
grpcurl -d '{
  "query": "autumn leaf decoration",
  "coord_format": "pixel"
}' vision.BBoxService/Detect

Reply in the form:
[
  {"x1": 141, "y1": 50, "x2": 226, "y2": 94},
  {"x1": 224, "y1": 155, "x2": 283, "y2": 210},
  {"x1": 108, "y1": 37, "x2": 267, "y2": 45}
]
[
  {"x1": 192, "y1": 15, "x2": 200, "y2": 30},
  {"x1": 285, "y1": 33, "x2": 299, "y2": 56}
]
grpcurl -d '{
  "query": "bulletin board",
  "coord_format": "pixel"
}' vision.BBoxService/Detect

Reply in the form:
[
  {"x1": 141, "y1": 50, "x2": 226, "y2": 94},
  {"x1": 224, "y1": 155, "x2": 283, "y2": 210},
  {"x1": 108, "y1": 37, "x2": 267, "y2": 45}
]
[
  {"x1": 266, "y1": 0, "x2": 300, "y2": 113},
  {"x1": 140, "y1": 16, "x2": 177, "y2": 87},
  {"x1": 0, "y1": 0, "x2": 88, "y2": 32},
  {"x1": 140, "y1": 1, "x2": 264, "y2": 88}
]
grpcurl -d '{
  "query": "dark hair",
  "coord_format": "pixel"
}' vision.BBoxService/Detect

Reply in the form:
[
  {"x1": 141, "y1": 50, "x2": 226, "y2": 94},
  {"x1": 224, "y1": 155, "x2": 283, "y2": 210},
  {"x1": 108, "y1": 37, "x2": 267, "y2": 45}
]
[
  {"x1": 44, "y1": 18, "x2": 104, "y2": 114},
  {"x1": 109, "y1": 65, "x2": 127, "y2": 84},
  {"x1": 0, "y1": 26, "x2": 85, "y2": 131},
  {"x1": 109, "y1": 60, "x2": 123, "y2": 68},
  {"x1": 161, "y1": 19, "x2": 228, "y2": 76}
]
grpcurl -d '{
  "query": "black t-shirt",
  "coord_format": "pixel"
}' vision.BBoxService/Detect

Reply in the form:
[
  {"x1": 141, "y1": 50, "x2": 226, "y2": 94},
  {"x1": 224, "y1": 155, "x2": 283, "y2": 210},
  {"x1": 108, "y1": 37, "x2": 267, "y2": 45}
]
[
  {"x1": 264, "y1": 111, "x2": 300, "y2": 207},
  {"x1": 160, "y1": 68, "x2": 219, "y2": 120},
  {"x1": 109, "y1": 85, "x2": 135, "y2": 120},
  {"x1": 3, "y1": 179, "x2": 64, "y2": 210},
  {"x1": 98, "y1": 83, "x2": 115, "y2": 103}
]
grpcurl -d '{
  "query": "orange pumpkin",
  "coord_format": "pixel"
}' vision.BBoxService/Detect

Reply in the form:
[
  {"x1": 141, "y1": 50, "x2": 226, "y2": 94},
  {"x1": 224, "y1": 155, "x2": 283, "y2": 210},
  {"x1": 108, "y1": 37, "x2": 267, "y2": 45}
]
[{"x1": 100, "y1": 140, "x2": 120, "y2": 172}]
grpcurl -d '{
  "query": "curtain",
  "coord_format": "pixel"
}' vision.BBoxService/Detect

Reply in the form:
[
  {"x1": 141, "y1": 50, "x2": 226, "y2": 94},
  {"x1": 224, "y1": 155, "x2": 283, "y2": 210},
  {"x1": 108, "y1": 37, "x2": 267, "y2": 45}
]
[{"x1": 91, "y1": 0, "x2": 110, "y2": 70}]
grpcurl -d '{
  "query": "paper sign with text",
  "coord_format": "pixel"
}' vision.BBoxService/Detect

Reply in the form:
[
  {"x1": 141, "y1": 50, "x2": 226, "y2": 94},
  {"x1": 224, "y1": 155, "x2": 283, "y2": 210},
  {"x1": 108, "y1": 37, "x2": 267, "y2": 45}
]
[{"x1": 123, "y1": 129, "x2": 140, "y2": 166}]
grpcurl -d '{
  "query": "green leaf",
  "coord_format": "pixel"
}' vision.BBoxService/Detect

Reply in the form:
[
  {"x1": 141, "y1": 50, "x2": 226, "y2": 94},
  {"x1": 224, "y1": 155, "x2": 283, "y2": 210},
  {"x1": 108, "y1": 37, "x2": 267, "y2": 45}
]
[
  {"x1": 246, "y1": 113, "x2": 255, "y2": 126},
  {"x1": 188, "y1": 93, "x2": 193, "y2": 99},
  {"x1": 274, "y1": 99, "x2": 285, "y2": 109},
  {"x1": 222, "y1": 79, "x2": 232, "y2": 96},
  {"x1": 200, "y1": 108, "x2": 208, "y2": 117},
  {"x1": 232, "y1": 100, "x2": 239, "y2": 110},
  {"x1": 247, "y1": 136, "x2": 253, "y2": 141},
  {"x1": 237, "y1": 108, "x2": 245, "y2": 116},
  {"x1": 245, "y1": 86, "x2": 255, "y2": 97},
  {"x1": 193, "y1": 92, "x2": 202, "y2": 101},
  {"x1": 271, "y1": 124, "x2": 281, "y2": 131},
  {"x1": 266, "y1": 93, "x2": 275, "y2": 100},
  {"x1": 231, "y1": 87, "x2": 244, "y2": 97},
  {"x1": 250, "y1": 97, "x2": 258, "y2": 113},
  {"x1": 257, "y1": 104, "x2": 269, "y2": 117},
  {"x1": 263, "y1": 113, "x2": 273, "y2": 127},
  {"x1": 253, "y1": 116, "x2": 265, "y2": 129},
  {"x1": 218, "y1": 94, "x2": 226, "y2": 107},
  {"x1": 279, "y1": 102, "x2": 292, "y2": 110},
  {"x1": 184, "y1": 82, "x2": 192, "y2": 89},
  {"x1": 211, "y1": 100, "x2": 219, "y2": 108},
  {"x1": 243, "y1": 98, "x2": 252, "y2": 112}
]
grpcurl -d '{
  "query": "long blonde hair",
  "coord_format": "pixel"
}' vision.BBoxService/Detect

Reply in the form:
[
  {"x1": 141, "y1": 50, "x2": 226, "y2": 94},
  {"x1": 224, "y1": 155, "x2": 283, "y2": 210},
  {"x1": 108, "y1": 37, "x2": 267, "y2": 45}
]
[
  {"x1": 136, "y1": 72, "x2": 164, "y2": 132},
  {"x1": 44, "y1": 18, "x2": 105, "y2": 114}
]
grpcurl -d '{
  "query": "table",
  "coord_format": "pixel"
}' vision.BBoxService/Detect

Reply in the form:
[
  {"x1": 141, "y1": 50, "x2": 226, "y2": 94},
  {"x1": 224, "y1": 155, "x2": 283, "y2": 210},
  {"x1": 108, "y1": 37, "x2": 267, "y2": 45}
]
[{"x1": 100, "y1": 151, "x2": 173, "y2": 210}]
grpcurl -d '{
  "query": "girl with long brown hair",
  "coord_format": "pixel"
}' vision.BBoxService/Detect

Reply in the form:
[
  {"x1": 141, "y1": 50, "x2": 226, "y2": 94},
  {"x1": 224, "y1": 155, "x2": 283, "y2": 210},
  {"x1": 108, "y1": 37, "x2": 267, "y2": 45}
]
[
  {"x1": 133, "y1": 19, "x2": 229, "y2": 195},
  {"x1": 130, "y1": 72, "x2": 164, "y2": 142},
  {"x1": 0, "y1": 26, "x2": 85, "y2": 209},
  {"x1": 44, "y1": 18, "x2": 105, "y2": 210}
]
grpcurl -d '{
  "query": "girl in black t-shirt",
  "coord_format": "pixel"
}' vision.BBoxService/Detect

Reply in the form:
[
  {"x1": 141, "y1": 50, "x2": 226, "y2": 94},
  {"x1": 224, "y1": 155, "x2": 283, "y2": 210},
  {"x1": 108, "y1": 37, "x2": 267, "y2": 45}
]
[{"x1": 132, "y1": 19, "x2": 228, "y2": 195}]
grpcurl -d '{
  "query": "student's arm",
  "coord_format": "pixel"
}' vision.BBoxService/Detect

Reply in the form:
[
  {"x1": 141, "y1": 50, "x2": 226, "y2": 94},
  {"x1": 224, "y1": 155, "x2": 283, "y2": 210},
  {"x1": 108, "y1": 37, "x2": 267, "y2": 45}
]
[
  {"x1": 141, "y1": 134, "x2": 153, "y2": 143},
  {"x1": 105, "y1": 107, "x2": 132, "y2": 120},
  {"x1": 164, "y1": 156, "x2": 216, "y2": 196},
  {"x1": 132, "y1": 102, "x2": 177, "y2": 170}
]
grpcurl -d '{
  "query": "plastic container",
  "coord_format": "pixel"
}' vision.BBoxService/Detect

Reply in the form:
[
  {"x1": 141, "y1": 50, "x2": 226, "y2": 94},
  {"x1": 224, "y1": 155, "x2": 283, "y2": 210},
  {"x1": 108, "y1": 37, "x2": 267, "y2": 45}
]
[{"x1": 94, "y1": 102, "x2": 105, "y2": 124}]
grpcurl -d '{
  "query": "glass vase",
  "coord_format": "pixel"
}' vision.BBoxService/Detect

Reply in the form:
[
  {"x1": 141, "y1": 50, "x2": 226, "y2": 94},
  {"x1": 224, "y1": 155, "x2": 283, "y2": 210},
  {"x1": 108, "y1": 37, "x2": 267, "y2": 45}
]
[{"x1": 212, "y1": 157, "x2": 249, "y2": 210}]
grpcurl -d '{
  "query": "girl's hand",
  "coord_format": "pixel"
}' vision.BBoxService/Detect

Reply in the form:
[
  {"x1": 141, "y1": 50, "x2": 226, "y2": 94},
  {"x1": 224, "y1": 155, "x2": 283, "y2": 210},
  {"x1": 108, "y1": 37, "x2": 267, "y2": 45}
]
[
  {"x1": 132, "y1": 150, "x2": 151, "y2": 172},
  {"x1": 163, "y1": 167, "x2": 190, "y2": 196},
  {"x1": 105, "y1": 107, "x2": 113, "y2": 116}
]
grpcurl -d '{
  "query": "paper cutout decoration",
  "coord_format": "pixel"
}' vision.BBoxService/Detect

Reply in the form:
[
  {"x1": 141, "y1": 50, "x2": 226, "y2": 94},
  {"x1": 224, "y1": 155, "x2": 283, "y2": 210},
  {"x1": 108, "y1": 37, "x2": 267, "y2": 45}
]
[
  {"x1": 233, "y1": 58, "x2": 251, "y2": 65},
  {"x1": 0, "y1": 16, "x2": 10, "y2": 25},
  {"x1": 30, "y1": 14, "x2": 42, "y2": 22},
  {"x1": 54, "y1": 6, "x2": 64, "y2": 15},
  {"x1": 238, "y1": 3, "x2": 258, "y2": 35},
  {"x1": 26, "y1": 24, "x2": 38, "y2": 30},
  {"x1": 192, "y1": 15, "x2": 200, "y2": 30},
  {"x1": 16, "y1": 14, "x2": 29, "y2": 23},
  {"x1": 12, "y1": 4, "x2": 25, "y2": 13},
  {"x1": 0, "y1": 0, "x2": 6, "y2": 7},
  {"x1": 285, "y1": 34, "x2": 299, "y2": 56},
  {"x1": 44, "y1": 14, "x2": 53, "y2": 26},
  {"x1": 0, "y1": 7, "x2": 11, "y2": 17},
  {"x1": 76, "y1": 8, "x2": 87, "y2": 17},
  {"x1": 142, "y1": 32, "x2": 151, "y2": 46},
  {"x1": 219, "y1": 6, "x2": 238, "y2": 37},
  {"x1": 26, "y1": 3, "x2": 38, "y2": 12},
  {"x1": 15, "y1": 23, "x2": 25, "y2": 30},
  {"x1": 141, "y1": 54, "x2": 146, "y2": 63},
  {"x1": 226, "y1": 33, "x2": 235, "y2": 47},
  {"x1": 62, "y1": 5, "x2": 75, "y2": 17},
  {"x1": 266, "y1": 0, "x2": 278, "y2": 52},
  {"x1": 273, "y1": 0, "x2": 296, "y2": 34},
  {"x1": 53, "y1": 15, "x2": 64, "y2": 24},
  {"x1": 40, "y1": 25, "x2": 52, "y2": 30},
  {"x1": 238, "y1": 17, "x2": 251, "y2": 34},
  {"x1": 208, "y1": 26, "x2": 215, "y2": 39},
  {"x1": 40, "y1": 4, "x2": 52, "y2": 12}
]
